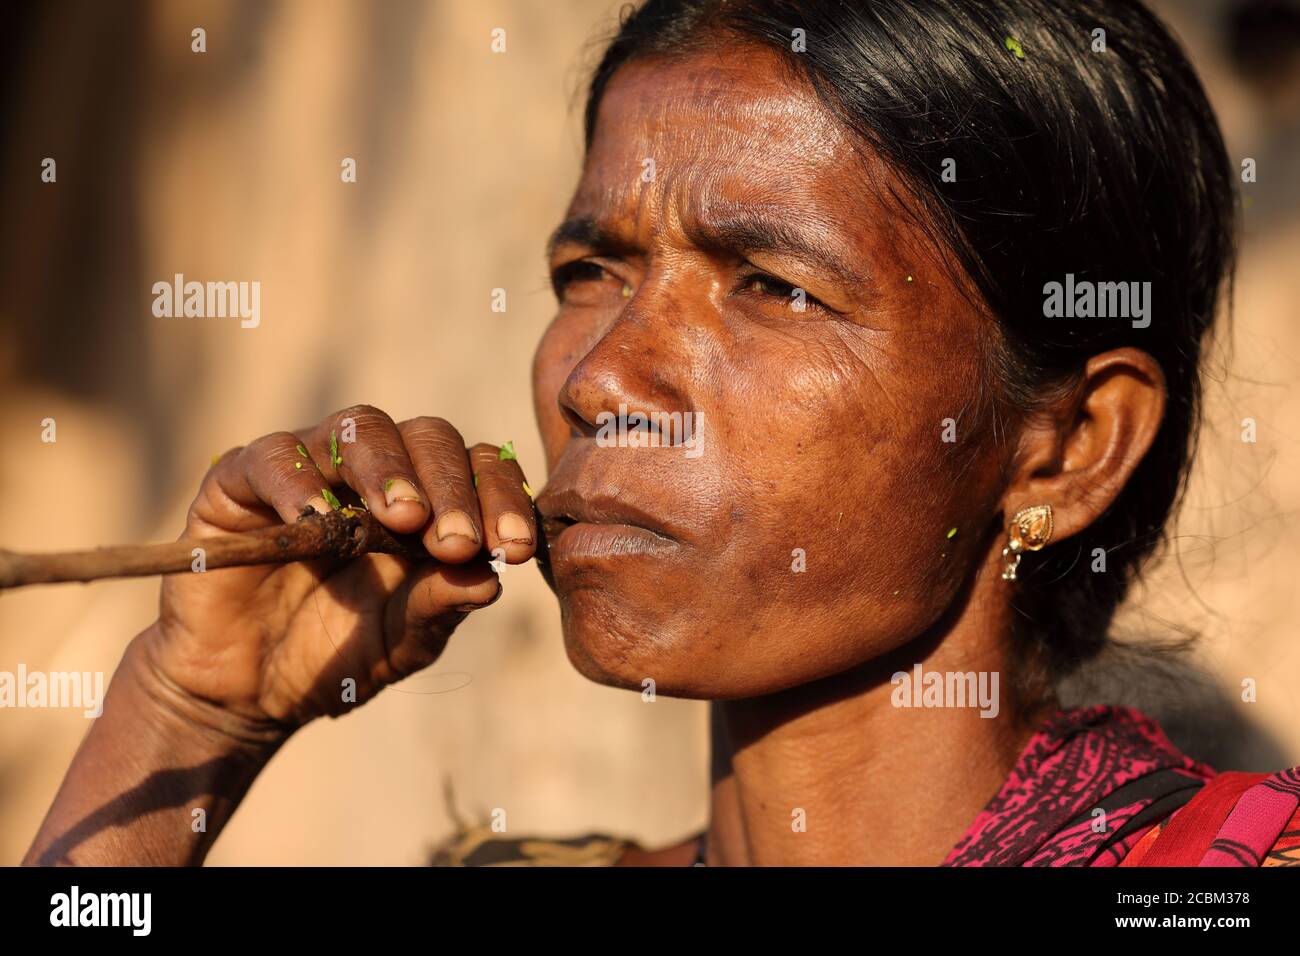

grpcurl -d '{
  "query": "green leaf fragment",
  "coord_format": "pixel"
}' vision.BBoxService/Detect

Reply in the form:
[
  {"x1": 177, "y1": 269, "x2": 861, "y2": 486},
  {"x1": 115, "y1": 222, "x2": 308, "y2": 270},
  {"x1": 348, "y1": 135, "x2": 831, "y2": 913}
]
[
  {"x1": 1005, "y1": 36, "x2": 1025, "y2": 59},
  {"x1": 384, "y1": 477, "x2": 395, "y2": 493},
  {"x1": 321, "y1": 487, "x2": 342, "y2": 510},
  {"x1": 295, "y1": 461, "x2": 302, "y2": 470},
  {"x1": 296, "y1": 443, "x2": 309, "y2": 459},
  {"x1": 947, "y1": 527, "x2": 958, "y2": 539},
  {"x1": 498, "y1": 441, "x2": 516, "y2": 462},
  {"x1": 329, "y1": 430, "x2": 343, "y2": 468},
  {"x1": 473, "y1": 472, "x2": 479, "y2": 488}
]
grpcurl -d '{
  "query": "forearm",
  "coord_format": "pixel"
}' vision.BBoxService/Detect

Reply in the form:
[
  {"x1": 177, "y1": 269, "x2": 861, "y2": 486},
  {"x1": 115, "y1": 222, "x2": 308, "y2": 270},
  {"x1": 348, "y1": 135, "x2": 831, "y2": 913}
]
[{"x1": 23, "y1": 626, "x2": 289, "y2": 866}]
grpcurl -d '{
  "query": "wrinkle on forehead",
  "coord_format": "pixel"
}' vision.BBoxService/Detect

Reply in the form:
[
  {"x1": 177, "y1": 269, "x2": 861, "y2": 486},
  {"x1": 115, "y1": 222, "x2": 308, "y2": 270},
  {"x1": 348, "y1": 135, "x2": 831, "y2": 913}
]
[
  {"x1": 573, "y1": 49, "x2": 865, "y2": 239},
  {"x1": 598, "y1": 53, "x2": 848, "y2": 162},
  {"x1": 565, "y1": 45, "x2": 989, "y2": 341}
]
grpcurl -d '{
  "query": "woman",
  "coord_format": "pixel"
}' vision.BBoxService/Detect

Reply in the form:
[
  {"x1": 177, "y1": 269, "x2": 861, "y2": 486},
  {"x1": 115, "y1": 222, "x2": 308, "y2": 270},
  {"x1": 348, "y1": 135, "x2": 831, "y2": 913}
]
[{"x1": 24, "y1": 0, "x2": 1300, "y2": 866}]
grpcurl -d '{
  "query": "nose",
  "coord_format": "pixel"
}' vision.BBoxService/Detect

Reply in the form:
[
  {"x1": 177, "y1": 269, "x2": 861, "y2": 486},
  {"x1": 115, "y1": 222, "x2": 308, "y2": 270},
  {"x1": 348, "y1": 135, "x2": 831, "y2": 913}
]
[{"x1": 557, "y1": 294, "x2": 695, "y2": 439}]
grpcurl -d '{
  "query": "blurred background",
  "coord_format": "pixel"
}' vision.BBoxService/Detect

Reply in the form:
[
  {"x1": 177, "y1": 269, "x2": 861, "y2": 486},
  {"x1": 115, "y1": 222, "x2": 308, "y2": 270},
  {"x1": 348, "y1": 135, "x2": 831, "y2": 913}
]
[{"x1": 0, "y1": 0, "x2": 1297, "y2": 865}]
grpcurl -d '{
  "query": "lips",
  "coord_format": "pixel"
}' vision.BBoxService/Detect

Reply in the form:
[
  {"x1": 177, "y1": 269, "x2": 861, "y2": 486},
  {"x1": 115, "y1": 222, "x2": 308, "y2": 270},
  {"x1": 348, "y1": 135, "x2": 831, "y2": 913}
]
[{"x1": 535, "y1": 484, "x2": 677, "y2": 546}]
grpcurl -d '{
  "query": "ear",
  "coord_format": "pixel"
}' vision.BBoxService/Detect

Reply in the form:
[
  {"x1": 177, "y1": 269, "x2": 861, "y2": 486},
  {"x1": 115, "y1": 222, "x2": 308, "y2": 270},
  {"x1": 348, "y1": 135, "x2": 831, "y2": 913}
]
[{"x1": 1003, "y1": 348, "x2": 1166, "y2": 544}]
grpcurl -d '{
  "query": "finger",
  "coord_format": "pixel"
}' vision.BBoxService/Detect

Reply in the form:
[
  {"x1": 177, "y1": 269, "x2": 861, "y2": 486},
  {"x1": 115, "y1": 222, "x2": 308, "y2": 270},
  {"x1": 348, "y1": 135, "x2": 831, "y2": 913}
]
[
  {"x1": 190, "y1": 431, "x2": 335, "y2": 533},
  {"x1": 397, "y1": 416, "x2": 483, "y2": 563},
  {"x1": 382, "y1": 559, "x2": 501, "y2": 679},
  {"x1": 468, "y1": 443, "x2": 536, "y2": 564},
  {"x1": 281, "y1": 552, "x2": 422, "y2": 715},
  {"x1": 297, "y1": 405, "x2": 429, "y2": 534}
]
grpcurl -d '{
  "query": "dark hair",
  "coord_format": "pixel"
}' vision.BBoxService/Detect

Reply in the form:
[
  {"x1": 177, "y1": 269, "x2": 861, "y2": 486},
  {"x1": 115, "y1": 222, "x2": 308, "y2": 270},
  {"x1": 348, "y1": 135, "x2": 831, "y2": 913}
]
[{"x1": 582, "y1": 0, "x2": 1237, "y2": 696}]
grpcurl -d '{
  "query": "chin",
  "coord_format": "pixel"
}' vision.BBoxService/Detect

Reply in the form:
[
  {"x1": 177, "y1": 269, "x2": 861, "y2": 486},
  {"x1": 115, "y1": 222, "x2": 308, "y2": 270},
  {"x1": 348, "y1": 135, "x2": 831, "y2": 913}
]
[{"x1": 557, "y1": 594, "x2": 714, "y2": 698}]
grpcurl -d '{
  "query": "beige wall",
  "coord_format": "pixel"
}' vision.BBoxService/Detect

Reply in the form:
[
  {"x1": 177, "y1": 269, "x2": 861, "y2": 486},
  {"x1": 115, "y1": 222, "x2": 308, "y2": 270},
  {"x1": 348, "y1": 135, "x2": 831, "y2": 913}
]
[{"x1": 0, "y1": 0, "x2": 1296, "y2": 864}]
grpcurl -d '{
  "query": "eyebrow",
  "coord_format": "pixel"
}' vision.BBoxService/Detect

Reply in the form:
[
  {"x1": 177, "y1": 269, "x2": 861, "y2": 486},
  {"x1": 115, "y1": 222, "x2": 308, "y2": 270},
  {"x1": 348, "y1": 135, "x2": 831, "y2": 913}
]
[
  {"x1": 689, "y1": 206, "x2": 868, "y2": 288},
  {"x1": 547, "y1": 208, "x2": 868, "y2": 290},
  {"x1": 546, "y1": 217, "x2": 633, "y2": 261}
]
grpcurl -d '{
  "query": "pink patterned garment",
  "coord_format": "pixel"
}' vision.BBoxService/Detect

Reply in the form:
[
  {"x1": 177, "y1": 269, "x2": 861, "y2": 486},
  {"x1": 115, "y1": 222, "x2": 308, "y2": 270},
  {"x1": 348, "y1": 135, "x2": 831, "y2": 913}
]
[
  {"x1": 944, "y1": 706, "x2": 1215, "y2": 867},
  {"x1": 1198, "y1": 768, "x2": 1300, "y2": 866}
]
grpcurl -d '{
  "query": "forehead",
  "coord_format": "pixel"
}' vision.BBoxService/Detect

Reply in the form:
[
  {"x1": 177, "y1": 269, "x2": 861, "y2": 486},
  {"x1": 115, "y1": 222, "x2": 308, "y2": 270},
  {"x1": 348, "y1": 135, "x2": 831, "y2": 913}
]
[{"x1": 573, "y1": 47, "x2": 875, "y2": 231}]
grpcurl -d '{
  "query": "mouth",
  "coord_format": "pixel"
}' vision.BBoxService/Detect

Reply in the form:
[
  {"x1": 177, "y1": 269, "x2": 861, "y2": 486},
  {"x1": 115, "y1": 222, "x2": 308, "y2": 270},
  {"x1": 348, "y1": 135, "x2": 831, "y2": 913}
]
[
  {"x1": 536, "y1": 488, "x2": 676, "y2": 540},
  {"x1": 535, "y1": 485, "x2": 679, "y2": 563}
]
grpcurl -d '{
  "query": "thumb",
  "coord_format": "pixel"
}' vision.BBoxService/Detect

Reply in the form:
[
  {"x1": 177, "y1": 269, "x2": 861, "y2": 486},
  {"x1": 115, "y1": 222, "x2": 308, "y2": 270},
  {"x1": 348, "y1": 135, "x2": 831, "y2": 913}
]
[{"x1": 381, "y1": 560, "x2": 501, "y2": 678}]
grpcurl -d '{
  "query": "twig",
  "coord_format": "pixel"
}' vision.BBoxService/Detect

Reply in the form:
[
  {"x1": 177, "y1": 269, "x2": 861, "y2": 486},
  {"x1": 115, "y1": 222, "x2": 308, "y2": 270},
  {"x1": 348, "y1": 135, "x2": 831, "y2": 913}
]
[{"x1": 0, "y1": 509, "x2": 431, "y2": 590}]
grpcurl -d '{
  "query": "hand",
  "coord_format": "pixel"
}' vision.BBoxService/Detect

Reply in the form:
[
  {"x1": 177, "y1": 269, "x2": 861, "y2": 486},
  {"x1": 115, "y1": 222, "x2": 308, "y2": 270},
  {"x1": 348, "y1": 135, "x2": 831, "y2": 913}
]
[{"x1": 140, "y1": 405, "x2": 536, "y2": 734}]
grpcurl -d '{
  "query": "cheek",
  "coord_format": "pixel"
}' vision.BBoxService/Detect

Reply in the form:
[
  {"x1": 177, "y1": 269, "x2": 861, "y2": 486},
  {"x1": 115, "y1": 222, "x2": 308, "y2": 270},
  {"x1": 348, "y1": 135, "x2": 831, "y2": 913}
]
[
  {"x1": 711, "y1": 326, "x2": 1000, "y2": 638},
  {"x1": 531, "y1": 319, "x2": 581, "y2": 472}
]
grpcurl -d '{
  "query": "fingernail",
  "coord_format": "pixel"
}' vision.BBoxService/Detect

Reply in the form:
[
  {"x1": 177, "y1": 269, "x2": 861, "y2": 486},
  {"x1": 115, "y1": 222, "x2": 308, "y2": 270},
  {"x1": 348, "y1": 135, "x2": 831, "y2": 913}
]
[
  {"x1": 306, "y1": 495, "x2": 333, "y2": 514},
  {"x1": 496, "y1": 512, "x2": 532, "y2": 544},
  {"x1": 384, "y1": 477, "x2": 422, "y2": 506},
  {"x1": 455, "y1": 580, "x2": 503, "y2": 613},
  {"x1": 436, "y1": 509, "x2": 479, "y2": 543}
]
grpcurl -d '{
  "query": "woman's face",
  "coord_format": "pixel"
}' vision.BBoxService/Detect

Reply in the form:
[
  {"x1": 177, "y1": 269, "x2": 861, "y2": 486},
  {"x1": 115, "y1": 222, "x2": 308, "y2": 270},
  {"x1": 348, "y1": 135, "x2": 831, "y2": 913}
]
[{"x1": 532, "y1": 47, "x2": 1010, "y2": 699}]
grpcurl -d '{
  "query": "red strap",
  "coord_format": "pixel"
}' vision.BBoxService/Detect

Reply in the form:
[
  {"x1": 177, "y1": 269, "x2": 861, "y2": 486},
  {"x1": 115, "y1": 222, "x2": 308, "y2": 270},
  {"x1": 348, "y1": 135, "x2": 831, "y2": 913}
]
[{"x1": 1138, "y1": 771, "x2": 1267, "y2": 866}]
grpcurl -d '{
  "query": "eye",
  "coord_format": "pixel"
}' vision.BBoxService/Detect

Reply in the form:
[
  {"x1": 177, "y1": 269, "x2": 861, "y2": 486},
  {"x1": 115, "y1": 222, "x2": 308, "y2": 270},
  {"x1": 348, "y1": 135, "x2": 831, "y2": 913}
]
[
  {"x1": 736, "y1": 271, "x2": 827, "y2": 314},
  {"x1": 551, "y1": 260, "x2": 613, "y2": 300}
]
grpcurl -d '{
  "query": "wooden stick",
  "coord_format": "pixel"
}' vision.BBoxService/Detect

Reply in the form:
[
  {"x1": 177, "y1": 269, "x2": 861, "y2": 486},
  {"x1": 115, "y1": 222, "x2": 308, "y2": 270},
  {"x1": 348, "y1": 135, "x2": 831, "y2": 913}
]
[{"x1": 0, "y1": 509, "x2": 432, "y2": 590}]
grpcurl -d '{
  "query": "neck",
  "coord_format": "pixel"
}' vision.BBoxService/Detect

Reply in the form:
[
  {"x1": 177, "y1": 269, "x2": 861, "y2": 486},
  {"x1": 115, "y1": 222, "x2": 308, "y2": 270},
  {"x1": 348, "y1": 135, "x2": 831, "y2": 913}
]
[{"x1": 706, "y1": 565, "x2": 1056, "y2": 866}]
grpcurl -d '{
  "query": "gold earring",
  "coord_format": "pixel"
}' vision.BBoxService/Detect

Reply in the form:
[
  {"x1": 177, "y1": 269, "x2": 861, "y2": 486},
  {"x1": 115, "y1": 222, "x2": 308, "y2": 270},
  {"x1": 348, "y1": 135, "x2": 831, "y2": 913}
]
[{"x1": 1001, "y1": 504, "x2": 1053, "y2": 581}]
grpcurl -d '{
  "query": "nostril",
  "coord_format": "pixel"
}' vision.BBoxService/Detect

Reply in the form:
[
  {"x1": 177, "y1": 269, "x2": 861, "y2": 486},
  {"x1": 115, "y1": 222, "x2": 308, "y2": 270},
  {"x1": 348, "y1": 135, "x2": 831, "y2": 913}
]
[
  {"x1": 556, "y1": 371, "x2": 598, "y2": 438},
  {"x1": 558, "y1": 400, "x2": 595, "y2": 438},
  {"x1": 558, "y1": 358, "x2": 635, "y2": 438}
]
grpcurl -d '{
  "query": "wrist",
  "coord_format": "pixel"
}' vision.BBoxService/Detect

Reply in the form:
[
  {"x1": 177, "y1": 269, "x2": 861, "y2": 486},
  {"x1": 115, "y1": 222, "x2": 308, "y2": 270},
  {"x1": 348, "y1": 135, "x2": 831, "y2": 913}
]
[
  {"x1": 23, "y1": 628, "x2": 291, "y2": 866},
  {"x1": 127, "y1": 623, "x2": 295, "y2": 757},
  {"x1": 119, "y1": 633, "x2": 287, "y2": 862}
]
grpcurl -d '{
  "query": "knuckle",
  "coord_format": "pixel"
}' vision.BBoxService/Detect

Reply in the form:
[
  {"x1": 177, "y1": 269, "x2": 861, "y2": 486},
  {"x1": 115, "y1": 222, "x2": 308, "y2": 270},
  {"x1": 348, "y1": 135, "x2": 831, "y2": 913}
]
[
  {"x1": 476, "y1": 467, "x2": 517, "y2": 495},
  {"x1": 402, "y1": 414, "x2": 452, "y2": 435},
  {"x1": 185, "y1": 487, "x2": 212, "y2": 524},
  {"x1": 206, "y1": 445, "x2": 244, "y2": 475},
  {"x1": 266, "y1": 429, "x2": 303, "y2": 448},
  {"x1": 239, "y1": 435, "x2": 271, "y2": 459},
  {"x1": 479, "y1": 459, "x2": 524, "y2": 491},
  {"x1": 335, "y1": 403, "x2": 393, "y2": 431},
  {"x1": 495, "y1": 456, "x2": 525, "y2": 476},
  {"x1": 402, "y1": 415, "x2": 466, "y2": 447},
  {"x1": 241, "y1": 433, "x2": 313, "y2": 496},
  {"x1": 404, "y1": 422, "x2": 469, "y2": 460},
  {"x1": 243, "y1": 432, "x2": 297, "y2": 464}
]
